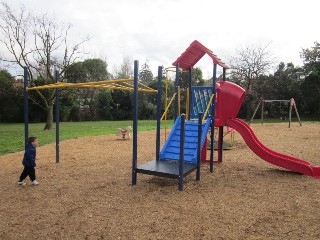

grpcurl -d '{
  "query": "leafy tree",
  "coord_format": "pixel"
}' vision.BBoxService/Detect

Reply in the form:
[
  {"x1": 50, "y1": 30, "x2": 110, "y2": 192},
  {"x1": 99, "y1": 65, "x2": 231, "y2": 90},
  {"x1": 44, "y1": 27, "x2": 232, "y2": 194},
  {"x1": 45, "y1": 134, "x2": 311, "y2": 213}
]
[
  {"x1": 111, "y1": 90, "x2": 132, "y2": 120},
  {"x1": 93, "y1": 90, "x2": 113, "y2": 120},
  {"x1": 109, "y1": 56, "x2": 134, "y2": 120},
  {"x1": 0, "y1": 2, "x2": 88, "y2": 129},
  {"x1": 0, "y1": 69, "x2": 14, "y2": 92},
  {"x1": 64, "y1": 62, "x2": 87, "y2": 83},
  {"x1": 65, "y1": 58, "x2": 109, "y2": 120},
  {"x1": 139, "y1": 61, "x2": 154, "y2": 84},
  {"x1": 179, "y1": 67, "x2": 205, "y2": 88},
  {"x1": 301, "y1": 41, "x2": 320, "y2": 73},
  {"x1": 300, "y1": 42, "x2": 320, "y2": 115},
  {"x1": 273, "y1": 63, "x2": 303, "y2": 100},
  {"x1": 0, "y1": 69, "x2": 23, "y2": 122},
  {"x1": 137, "y1": 61, "x2": 156, "y2": 119},
  {"x1": 191, "y1": 67, "x2": 205, "y2": 86},
  {"x1": 301, "y1": 72, "x2": 320, "y2": 115},
  {"x1": 251, "y1": 62, "x2": 304, "y2": 119}
]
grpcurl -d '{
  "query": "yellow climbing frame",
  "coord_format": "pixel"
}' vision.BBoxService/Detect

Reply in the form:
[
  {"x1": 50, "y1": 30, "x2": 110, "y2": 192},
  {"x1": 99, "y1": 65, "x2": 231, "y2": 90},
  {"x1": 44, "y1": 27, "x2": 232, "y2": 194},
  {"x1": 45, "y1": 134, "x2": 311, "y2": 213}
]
[
  {"x1": 162, "y1": 67, "x2": 189, "y2": 141},
  {"x1": 161, "y1": 93, "x2": 177, "y2": 121},
  {"x1": 202, "y1": 94, "x2": 215, "y2": 122},
  {"x1": 26, "y1": 78, "x2": 157, "y2": 93}
]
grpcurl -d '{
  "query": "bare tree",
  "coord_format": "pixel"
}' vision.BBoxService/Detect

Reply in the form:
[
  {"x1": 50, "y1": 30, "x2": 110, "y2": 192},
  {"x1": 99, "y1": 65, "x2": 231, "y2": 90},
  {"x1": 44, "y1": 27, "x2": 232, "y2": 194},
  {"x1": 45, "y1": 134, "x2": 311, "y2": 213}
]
[
  {"x1": 229, "y1": 44, "x2": 274, "y2": 119},
  {"x1": 113, "y1": 56, "x2": 133, "y2": 79},
  {"x1": 0, "y1": 2, "x2": 89, "y2": 129}
]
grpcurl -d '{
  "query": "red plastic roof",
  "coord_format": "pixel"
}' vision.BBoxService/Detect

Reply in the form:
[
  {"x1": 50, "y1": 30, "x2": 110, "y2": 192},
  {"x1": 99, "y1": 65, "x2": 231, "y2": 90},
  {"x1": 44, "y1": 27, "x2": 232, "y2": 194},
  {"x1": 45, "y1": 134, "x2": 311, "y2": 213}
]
[{"x1": 172, "y1": 40, "x2": 230, "y2": 70}]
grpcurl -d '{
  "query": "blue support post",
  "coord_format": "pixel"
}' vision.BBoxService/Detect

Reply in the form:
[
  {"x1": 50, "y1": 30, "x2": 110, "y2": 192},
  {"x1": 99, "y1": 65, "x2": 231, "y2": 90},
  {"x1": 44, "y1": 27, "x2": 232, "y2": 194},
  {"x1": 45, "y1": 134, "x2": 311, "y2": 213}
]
[
  {"x1": 210, "y1": 64, "x2": 217, "y2": 172},
  {"x1": 23, "y1": 67, "x2": 29, "y2": 147},
  {"x1": 196, "y1": 112, "x2": 203, "y2": 181},
  {"x1": 156, "y1": 66, "x2": 162, "y2": 161},
  {"x1": 178, "y1": 114, "x2": 185, "y2": 191},
  {"x1": 132, "y1": 60, "x2": 139, "y2": 185},
  {"x1": 55, "y1": 70, "x2": 60, "y2": 163},
  {"x1": 188, "y1": 69, "x2": 192, "y2": 120},
  {"x1": 174, "y1": 64, "x2": 179, "y2": 121}
]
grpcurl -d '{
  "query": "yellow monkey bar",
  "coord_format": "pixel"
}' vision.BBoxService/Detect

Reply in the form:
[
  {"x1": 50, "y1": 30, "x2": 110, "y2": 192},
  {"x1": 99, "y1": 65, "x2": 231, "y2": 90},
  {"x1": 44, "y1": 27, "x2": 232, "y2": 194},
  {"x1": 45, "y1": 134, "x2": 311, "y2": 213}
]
[{"x1": 26, "y1": 78, "x2": 157, "y2": 93}]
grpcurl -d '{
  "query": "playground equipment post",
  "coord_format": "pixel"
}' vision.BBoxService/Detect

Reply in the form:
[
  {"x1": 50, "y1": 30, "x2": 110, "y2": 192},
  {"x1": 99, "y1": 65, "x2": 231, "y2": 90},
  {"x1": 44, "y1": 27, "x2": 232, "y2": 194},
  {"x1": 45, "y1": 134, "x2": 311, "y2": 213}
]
[
  {"x1": 178, "y1": 114, "x2": 185, "y2": 191},
  {"x1": 196, "y1": 112, "x2": 203, "y2": 181},
  {"x1": 210, "y1": 63, "x2": 217, "y2": 172},
  {"x1": 55, "y1": 70, "x2": 60, "y2": 163},
  {"x1": 174, "y1": 64, "x2": 179, "y2": 121},
  {"x1": 132, "y1": 60, "x2": 139, "y2": 185},
  {"x1": 23, "y1": 67, "x2": 29, "y2": 147},
  {"x1": 156, "y1": 66, "x2": 163, "y2": 161},
  {"x1": 188, "y1": 69, "x2": 192, "y2": 120}
]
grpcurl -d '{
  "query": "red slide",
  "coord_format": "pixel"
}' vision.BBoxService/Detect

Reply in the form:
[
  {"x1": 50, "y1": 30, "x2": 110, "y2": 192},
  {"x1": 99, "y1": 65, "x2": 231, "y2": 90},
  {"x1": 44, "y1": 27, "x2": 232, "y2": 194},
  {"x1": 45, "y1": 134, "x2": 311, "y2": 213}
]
[{"x1": 227, "y1": 118, "x2": 320, "y2": 179}]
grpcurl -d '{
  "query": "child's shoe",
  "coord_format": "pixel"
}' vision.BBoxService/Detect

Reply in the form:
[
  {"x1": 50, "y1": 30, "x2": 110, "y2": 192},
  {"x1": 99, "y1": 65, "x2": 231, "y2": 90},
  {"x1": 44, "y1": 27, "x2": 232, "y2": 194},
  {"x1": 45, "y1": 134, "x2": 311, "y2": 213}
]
[
  {"x1": 32, "y1": 180, "x2": 40, "y2": 186},
  {"x1": 17, "y1": 181, "x2": 26, "y2": 186}
]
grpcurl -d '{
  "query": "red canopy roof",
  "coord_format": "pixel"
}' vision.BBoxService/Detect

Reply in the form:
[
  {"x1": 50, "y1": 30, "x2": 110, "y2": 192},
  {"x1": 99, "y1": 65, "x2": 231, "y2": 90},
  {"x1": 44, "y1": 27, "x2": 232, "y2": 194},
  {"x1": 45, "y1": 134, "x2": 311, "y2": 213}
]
[{"x1": 172, "y1": 40, "x2": 229, "y2": 70}]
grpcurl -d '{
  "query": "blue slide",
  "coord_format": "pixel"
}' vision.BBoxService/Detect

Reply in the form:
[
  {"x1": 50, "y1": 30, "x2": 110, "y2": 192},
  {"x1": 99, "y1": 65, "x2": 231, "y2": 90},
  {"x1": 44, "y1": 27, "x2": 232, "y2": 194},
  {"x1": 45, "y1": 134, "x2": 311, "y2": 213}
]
[{"x1": 160, "y1": 116, "x2": 211, "y2": 164}]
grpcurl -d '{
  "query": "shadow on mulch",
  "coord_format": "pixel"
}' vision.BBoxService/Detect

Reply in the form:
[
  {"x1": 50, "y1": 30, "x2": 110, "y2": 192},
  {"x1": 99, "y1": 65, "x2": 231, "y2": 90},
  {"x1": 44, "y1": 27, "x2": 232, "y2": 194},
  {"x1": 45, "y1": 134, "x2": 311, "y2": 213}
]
[{"x1": 264, "y1": 168, "x2": 304, "y2": 177}]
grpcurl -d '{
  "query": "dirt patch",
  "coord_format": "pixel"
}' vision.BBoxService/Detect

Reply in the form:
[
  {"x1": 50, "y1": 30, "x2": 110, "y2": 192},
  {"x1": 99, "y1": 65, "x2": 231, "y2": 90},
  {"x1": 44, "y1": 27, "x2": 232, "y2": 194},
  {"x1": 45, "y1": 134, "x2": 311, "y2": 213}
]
[{"x1": 1, "y1": 122, "x2": 320, "y2": 239}]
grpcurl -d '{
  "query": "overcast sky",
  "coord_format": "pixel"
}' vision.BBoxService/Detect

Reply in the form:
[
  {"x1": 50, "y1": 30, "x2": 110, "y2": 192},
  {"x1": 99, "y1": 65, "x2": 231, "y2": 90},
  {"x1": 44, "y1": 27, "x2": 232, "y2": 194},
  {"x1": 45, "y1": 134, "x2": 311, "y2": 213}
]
[{"x1": 2, "y1": 0, "x2": 320, "y2": 78}]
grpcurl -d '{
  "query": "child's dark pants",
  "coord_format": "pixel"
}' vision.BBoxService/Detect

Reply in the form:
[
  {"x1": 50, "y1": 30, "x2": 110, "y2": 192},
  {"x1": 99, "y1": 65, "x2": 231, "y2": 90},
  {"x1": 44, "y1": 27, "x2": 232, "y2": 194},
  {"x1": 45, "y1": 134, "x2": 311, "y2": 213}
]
[{"x1": 19, "y1": 166, "x2": 36, "y2": 181}]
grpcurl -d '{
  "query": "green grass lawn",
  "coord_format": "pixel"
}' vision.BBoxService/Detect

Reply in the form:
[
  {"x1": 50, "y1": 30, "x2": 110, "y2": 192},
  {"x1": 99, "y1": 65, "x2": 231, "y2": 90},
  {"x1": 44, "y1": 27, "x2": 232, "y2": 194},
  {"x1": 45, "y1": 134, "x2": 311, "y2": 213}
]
[
  {"x1": 1, "y1": 118, "x2": 318, "y2": 156},
  {"x1": 0, "y1": 120, "x2": 174, "y2": 155}
]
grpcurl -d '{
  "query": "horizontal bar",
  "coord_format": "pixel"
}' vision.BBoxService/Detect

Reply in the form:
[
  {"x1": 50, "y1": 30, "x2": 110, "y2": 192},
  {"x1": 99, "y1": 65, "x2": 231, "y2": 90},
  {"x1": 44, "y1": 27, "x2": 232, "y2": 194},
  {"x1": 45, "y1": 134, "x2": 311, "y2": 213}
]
[
  {"x1": 26, "y1": 80, "x2": 157, "y2": 93},
  {"x1": 27, "y1": 78, "x2": 135, "y2": 90}
]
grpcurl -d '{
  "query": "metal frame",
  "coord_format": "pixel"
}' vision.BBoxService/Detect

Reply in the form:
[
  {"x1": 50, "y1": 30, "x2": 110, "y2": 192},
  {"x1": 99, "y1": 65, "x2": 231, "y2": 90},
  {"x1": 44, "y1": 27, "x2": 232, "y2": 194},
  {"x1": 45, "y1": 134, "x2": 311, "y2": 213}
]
[
  {"x1": 23, "y1": 60, "x2": 157, "y2": 166},
  {"x1": 217, "y1": 68, "x2": 226, "y2": 162},
  {"x1": 174, "y1": 64, "x2": 179, "y2": 121},
  {"x1": 196, "y1": 112, "x2": 203, "y2": 181},
  {"x1": 26, "y1": 78, "x2": 157, "y2": 93},
  {"x1": 178, "y1": 114, "x2": 186, "y2": 190},
  {"x1": 23, "y1": 67, "x2": 29, "y2": 148},
  {"x1": 156, "y1": 66, "x2": 163, "y2": 162},
  {"x1": 55, "y1": 70, "x2": 60, "y2": 163},
  {"x1": 210, "y1": 64, "x2": 217, "y2": 172},
  {"x1": 250, "y1": 98, "x2": 302, "y2": 128},
  {"x1": 132, "y1": 60, "x2": 139, "y2": 185},
  {"x1": 188, "y1": 69, "x2": 192, "y2": 120}
]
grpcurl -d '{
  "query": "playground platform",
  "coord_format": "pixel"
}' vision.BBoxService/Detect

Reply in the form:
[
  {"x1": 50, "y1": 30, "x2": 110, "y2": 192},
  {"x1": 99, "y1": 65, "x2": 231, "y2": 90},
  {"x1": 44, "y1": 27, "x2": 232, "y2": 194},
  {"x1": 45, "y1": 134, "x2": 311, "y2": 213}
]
[{"x1": 136, "y1": 160, "x2": 196, "y2": 179}]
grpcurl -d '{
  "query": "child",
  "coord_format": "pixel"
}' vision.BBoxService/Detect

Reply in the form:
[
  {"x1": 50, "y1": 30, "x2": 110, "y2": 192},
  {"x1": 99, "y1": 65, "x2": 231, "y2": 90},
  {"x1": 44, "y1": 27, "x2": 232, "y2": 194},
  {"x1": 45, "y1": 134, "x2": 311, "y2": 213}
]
[{"x1": 18, "y1": 136, "x2": 40, "y2": 186}]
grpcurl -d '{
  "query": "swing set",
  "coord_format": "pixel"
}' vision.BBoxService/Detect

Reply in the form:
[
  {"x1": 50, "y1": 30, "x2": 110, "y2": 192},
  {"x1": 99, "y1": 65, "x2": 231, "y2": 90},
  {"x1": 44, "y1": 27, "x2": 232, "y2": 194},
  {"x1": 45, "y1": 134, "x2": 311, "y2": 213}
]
[{"x1": 250, "y1": 97, "x2": 302, "y2": 127}]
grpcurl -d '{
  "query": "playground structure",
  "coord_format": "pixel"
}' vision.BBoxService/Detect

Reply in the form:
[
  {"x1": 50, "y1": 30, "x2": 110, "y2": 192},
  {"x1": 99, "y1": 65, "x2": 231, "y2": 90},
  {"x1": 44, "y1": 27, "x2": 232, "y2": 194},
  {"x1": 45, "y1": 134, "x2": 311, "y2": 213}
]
[
  {"x1": 22, "y1": 40, "x2": 320, "y2": 191},
  {"x1": 23, "y1": 69, "x2": 157, "y2": 163},
  {"x1": 133, "y1": 40, "x2": 320, "y2": 190},
  {"x1": 250, "y1": 97, "x2": 302, "y2": 127}
]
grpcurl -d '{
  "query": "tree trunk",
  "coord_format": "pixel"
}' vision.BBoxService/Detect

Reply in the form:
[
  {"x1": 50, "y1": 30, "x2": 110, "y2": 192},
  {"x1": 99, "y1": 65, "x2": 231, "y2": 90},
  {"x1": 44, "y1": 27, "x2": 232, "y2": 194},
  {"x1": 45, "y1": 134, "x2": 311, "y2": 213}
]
[
  {"x1": 44, "y1": 105, "x2": 53, "y2": 130},
  {"x1": 245, "y1": 93, "x2": 253, "y2": 121},
  {"x1": 246, "y1": 102, "x2": 252, "y2": 121}
]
